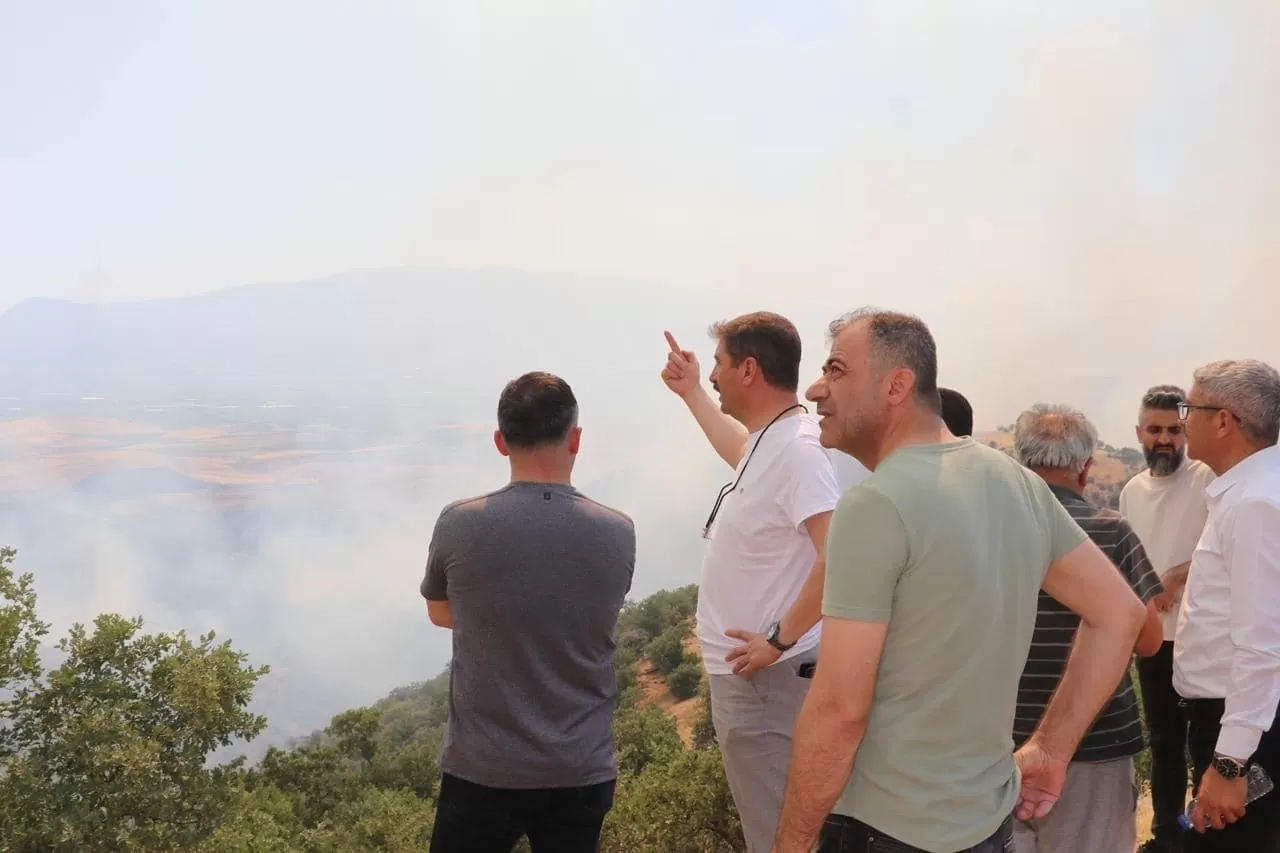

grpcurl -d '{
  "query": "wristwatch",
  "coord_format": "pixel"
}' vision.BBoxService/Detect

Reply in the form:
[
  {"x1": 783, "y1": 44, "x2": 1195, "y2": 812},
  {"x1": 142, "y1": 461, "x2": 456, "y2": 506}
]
[
  {"x1": 1212, "y1": 754, "x2": 1248, "y2": 779},
  {"x1": 765, "y1": 621, "x2": 796, "y2": 652}
]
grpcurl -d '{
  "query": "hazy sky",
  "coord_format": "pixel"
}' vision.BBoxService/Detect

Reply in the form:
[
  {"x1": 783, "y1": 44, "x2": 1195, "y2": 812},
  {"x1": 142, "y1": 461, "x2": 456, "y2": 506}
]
[
  {"x1": 3, "y1": 2, "x2": 1280, "y2": 746},
  {"x1": 2, "y1": 1, "x2": 1278, "y2": 438}
]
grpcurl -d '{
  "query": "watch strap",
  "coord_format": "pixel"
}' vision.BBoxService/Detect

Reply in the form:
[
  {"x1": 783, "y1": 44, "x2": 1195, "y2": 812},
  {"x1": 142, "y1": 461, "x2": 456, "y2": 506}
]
[{"x1": 765, "y1": 621, "x2": 796, "y2": 652}]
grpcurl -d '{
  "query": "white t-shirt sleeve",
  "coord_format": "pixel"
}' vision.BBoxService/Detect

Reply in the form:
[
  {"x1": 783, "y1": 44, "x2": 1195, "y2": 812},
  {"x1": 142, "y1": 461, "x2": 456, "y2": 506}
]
[{"x1": 776, "y1": 440, "x2": 843, "y2": 533}]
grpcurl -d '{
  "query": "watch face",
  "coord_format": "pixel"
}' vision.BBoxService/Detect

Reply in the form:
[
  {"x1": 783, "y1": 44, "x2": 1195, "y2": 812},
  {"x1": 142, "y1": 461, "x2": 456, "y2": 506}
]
[{"x1": 1214, "y1": 757, "x2": 1244, "y2": 778}]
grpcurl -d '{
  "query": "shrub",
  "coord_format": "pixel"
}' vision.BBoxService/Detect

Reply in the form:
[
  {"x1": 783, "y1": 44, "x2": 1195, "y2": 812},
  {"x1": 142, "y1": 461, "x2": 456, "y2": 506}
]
[
  {"x1": 667, "y1": 661, "x2": 703, "y2": 701},
  {"x1": 646, "y1": 623, "x2": 689, "y2": 675}
]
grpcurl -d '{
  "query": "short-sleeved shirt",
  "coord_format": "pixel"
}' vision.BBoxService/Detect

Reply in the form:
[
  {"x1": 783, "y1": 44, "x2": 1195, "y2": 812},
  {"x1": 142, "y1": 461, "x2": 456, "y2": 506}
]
[
  {"x1": 421, "y1": 481, "x2": 635, "y2": 789},
  {"x1": 1013, "y1": 485, "x2": 1163, "y2": 762},
  {"x1": 823, "y1": 439, "x2": 1088, "y2": 852},
  {"x1": 696, "y1": 412, "x2": 856, "y2": 675}
]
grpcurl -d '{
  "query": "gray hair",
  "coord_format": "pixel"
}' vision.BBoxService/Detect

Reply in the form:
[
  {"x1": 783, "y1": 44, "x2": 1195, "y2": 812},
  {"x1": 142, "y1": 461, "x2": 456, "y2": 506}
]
[
  {"x1": 826, "y1": 307, "x2": 940, "y2": 410},
  {"x1": 1014, "y1": 403, "x2": 1098, "y2": 474},
  {"x1": 1193, "y1": 359, "x2": 1280, "y2": 447}
]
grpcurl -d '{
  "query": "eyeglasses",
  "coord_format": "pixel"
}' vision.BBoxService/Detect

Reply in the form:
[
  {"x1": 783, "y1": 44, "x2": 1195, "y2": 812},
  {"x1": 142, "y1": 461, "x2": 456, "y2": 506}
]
[
  {"x1": 1177, "y1": 402, "x2": 1242, "y2": 424},
  {"x1": 702, "y1": 403, "x2": 806, "y2": 539}
]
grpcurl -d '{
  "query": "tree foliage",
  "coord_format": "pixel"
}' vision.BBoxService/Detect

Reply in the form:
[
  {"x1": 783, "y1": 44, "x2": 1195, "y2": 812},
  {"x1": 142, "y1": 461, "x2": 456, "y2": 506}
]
[
  {"x1": 0, "y1": 549, "x2": 269, "y2": 852},
  {"x1": 0, "y1": 552, "x2": 747, "y2": 850}
]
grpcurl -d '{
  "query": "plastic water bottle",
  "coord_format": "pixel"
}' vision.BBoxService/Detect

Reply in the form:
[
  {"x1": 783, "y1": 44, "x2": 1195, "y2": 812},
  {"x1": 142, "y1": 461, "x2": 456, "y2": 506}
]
[{"x1": 1177, "y1": 763, "x2": 1274, "y2": 831}]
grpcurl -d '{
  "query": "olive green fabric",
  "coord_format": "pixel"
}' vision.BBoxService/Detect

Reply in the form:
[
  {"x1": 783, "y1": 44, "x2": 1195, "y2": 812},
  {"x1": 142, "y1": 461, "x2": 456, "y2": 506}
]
[{"x1": 822, "y1": 439, "x2": 1088, "y2": 852}]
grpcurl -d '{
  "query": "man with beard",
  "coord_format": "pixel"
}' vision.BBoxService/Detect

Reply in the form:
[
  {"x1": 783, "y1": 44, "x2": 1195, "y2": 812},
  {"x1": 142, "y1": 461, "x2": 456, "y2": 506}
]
[
  {"x1": 660, "y1": 312, "x2": 857, "y2": 853},
  {"x1": 1119, "y1": 385, "x2": 1217, "y2": 853}
]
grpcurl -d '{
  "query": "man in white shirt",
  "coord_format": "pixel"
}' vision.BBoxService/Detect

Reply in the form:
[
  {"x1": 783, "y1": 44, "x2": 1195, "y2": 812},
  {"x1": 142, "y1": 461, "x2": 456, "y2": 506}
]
[
  {"x1": 1174, "y1": 358, "x2": 1280, "y2": 851},
  {"x1": 660, "y1": 312, "x2": 865, "y2": 853},
  {"x1": 1119, "y1": 385, "x2": 1216, "y2": 853}
]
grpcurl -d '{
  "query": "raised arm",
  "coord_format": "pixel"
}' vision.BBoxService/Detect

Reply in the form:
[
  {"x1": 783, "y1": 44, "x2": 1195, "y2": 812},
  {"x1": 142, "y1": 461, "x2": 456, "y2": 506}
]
[{"x1": 660, "y1": 330, "x2": 748, "y2": 468}]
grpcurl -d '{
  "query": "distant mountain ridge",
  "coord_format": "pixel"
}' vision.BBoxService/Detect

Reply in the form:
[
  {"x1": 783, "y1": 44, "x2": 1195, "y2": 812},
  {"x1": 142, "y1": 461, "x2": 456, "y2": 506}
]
[{"x1": 0, "y1": 266, "x2": 723, "y2": 406}]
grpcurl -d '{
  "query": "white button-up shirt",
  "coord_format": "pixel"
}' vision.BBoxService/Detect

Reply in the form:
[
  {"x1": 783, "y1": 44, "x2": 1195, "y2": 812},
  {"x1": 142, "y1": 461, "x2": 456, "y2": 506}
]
[{"x1": 1173, "y1": 444, "x2": 1280, "y2": 761}]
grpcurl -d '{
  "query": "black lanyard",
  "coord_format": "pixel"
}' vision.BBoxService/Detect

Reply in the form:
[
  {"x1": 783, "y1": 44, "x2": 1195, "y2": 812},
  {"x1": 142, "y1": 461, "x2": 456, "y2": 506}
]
[{"x1": 702, "y1": 403, "x2": 807, "y2": 538}]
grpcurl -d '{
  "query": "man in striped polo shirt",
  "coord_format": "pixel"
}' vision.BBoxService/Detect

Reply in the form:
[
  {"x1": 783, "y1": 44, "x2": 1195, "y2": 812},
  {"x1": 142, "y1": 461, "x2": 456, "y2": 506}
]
[{"x1": 1011, "y1": 403, "x2": 1166, "y2": 853}]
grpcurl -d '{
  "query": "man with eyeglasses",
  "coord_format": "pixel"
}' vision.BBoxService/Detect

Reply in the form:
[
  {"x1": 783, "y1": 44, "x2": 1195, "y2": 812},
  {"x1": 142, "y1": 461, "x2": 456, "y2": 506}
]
[
  {"x1": 660, "y1": 312, "x2": 863, "y2": 853},
  {"x1": 1119, "y1": 385, "x2": 1216, "y2": 853},
  {"x1": 1170, "y1": 360, "x2": 1280, "y2": 850}
]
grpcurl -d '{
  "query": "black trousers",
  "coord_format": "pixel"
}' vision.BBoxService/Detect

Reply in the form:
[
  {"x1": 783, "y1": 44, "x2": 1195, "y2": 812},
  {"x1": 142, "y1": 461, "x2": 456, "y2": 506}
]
[
  {"x1": 817, "y1": 813, "x2": 1013, "y2": 853},
  {"x1": 429, "y1": 772, "x2": 615, "y2": 853},
  {"x1": 1181, "y1": 697, "x2": 1280, "y2": 852},
  {"x1": 1139, "y1": 640, "x2": 1191, "y2": 842}
]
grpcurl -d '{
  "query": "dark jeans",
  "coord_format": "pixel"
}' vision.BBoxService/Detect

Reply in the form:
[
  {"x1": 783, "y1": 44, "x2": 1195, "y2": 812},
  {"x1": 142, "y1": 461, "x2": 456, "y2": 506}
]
[
  {"x1": 1139, "y1": 640, "x2": 1191, "y2": 842},
  {"x1": 429, "y1": 772, "x2": 615, "y2": 853},
  {"x1": 1181, "y1": 697, "x2": 1280, "y2": 852},
  {"x1": 817, "y1": 813, "x2": 1013, "y2": 853}
]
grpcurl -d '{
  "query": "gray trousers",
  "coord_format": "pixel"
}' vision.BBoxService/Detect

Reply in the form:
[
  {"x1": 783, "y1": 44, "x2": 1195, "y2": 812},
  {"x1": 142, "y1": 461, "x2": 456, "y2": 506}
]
[
  {"x1": 1013, "y1": 756, "x2": 1137, "y2": 853},
  {"x1": 708, "y1": 650, "x2": 816, "y2": 853}
]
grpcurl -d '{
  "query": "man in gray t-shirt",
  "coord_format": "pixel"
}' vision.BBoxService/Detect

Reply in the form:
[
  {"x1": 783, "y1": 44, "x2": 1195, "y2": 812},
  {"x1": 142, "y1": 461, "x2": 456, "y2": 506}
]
[{"x1": 422, "y1": 372, "x2": 635, "y2": 853}]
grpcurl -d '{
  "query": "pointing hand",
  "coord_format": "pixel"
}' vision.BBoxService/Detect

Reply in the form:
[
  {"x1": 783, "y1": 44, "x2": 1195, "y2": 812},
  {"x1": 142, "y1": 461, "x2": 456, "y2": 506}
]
[{"x1": 660, "y1": 331, "x2": 700, "y2": 398}]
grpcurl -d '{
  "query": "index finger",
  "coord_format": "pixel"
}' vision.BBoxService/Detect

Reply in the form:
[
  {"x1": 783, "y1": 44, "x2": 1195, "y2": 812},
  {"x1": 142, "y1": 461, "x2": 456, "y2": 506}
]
[{"x1": 664, "y1": 330, "x2": 683, "y2": 355}]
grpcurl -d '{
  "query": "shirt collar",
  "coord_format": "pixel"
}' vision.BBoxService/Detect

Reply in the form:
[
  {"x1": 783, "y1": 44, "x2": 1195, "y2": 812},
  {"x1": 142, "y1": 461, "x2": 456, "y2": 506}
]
[
  {"x1": 1205, "y1": 444, "x2": 1280, "y2": 499},
  {"x1": 1046, "y1": 483, "x2": 1087, "y2": 506}
]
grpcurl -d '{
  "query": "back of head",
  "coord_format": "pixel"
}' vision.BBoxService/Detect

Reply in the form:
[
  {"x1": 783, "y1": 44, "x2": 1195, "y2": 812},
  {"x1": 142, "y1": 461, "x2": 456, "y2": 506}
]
[
  {"x1": 497, "y1": 371, "x2": 578, "y2": 450},
  {"x1": 1192, "y1": 359, "x2": 1280, "y2": 448},
  {"x1": 1013, "y1": 402, "x2": 1097, "y2": 475},
  {"x1": 828, "y1": 308, "x2": 941, "y2": 412},
  {"x1": 939, "y1": 387, "x2": 973, "y2": 437},
  {"x1": 709, "y1": 311, "x2": 802, "y2": 392}
]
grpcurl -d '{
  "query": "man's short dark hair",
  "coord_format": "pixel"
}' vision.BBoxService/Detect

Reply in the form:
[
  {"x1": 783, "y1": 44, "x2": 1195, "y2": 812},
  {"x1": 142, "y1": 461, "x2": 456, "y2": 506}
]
[
  {"x1": 939, "y1": 387, "x2": 973, "y2": 437},
  {"x1": 709, "y1": 311, "x2": 802, "y2": 392},
  {"x1": 497, "y1": 372, "x2": 578, "y2": 449},
  {"x1": 829, "y1": 308, "x2": 941, "y2": 412},
  {"x1": 1140, "y1": 384, "x2": 1187, "y2": 413}
]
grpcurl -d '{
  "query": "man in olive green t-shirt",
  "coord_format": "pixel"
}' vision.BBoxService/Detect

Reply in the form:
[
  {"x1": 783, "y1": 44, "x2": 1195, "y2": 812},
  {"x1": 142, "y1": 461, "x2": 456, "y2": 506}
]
[{"x1": 771, "y1": 309, "x2": 1148, "y2": 853}]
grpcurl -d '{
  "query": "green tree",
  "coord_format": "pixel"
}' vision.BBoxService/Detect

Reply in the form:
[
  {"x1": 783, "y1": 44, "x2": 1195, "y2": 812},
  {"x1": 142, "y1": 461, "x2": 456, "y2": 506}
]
[
  {"x1": 0, "y1": 552, "x2": 269, "y2": 852},
  {"x1": 331, "y1": 706, "x2": 381, "y2": 767},
  {"x1": 647, "y1": 621, "x2": 691, "y2": 675},
  {"x1": 0, "y1": 546, "x2": 49, "y2": 708},
  {"x1": 613, "y1": 703, "x2": 683, "y2": 776},
  {"x1": 667, "y1": 659, "x2": 703, "y2": 701},
  {"x1": 603, "y1": 747, "x2": 743, "y2": 852}
]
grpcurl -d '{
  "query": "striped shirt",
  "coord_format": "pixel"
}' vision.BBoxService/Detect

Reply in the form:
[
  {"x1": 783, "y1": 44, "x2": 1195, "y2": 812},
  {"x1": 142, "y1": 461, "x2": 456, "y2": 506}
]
[{"x1": 1012, "y1": 484, "x2": 1163, "y2": 762}]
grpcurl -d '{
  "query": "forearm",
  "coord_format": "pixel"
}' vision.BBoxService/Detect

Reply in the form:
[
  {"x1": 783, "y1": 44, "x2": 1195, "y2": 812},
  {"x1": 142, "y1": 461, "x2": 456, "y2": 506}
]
[
  {"x1": 681, "y1": 385, "x2": 748, "y2": 468},
  {"x1": 1218, "y1": 648, "x2": 1280, "y2": 761},
  {"x1": 1162, "y1": 560, "x2": 1191, "y2": 592},
  {"x1": 1029, "y1": 607, "x2": 1143, "y2": 758},
  {"x1": 1220, "y1": 574, "x2": 1280, "y2": 759},
  {"x1": 773, "y1": 695, "x2": 864, "y2": 852},
  {"x1": 778, "y1": 558, "x2": 825, "y2": 645}
]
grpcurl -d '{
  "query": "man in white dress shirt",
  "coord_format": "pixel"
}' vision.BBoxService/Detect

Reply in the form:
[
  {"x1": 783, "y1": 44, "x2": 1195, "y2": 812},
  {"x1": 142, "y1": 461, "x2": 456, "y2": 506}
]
[{"x1": 1174, "y1": 358, "x2": 1280, "y2": 851}]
